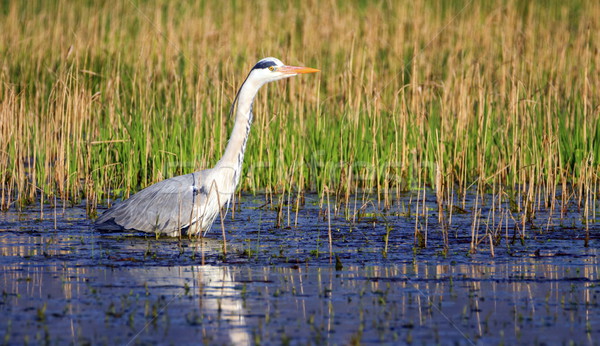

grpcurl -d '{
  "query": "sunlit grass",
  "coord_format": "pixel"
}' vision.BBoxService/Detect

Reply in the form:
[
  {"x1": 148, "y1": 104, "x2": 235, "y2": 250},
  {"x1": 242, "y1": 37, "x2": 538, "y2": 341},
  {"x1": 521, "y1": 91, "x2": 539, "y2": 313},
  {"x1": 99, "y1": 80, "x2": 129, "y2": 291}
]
[{"x1": 0, "y1": 0, "x2": 598, "y2": 233}]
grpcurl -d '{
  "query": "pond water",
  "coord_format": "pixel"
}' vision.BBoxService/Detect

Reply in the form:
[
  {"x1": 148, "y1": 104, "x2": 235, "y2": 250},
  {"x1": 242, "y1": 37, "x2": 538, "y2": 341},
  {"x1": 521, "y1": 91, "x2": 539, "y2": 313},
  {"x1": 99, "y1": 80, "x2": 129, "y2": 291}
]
[{"x1": 0, "y1": 193, "x2": 598, "y2": 345}]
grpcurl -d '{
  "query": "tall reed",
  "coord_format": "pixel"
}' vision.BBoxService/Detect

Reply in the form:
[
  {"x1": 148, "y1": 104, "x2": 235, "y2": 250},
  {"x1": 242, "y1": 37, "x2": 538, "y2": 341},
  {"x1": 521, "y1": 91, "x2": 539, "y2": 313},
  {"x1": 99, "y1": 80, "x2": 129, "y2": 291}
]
[{"x1": 0, "y1": 0, "x2": 597, "y2": 224}]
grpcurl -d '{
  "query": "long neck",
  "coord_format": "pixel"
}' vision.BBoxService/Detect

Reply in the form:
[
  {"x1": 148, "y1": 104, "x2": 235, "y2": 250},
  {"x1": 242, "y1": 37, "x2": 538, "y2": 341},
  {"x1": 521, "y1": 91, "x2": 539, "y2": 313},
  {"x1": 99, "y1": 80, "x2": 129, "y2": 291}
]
[{"x1": 214, "y1": 78, "x2": 262, "y2": 189}]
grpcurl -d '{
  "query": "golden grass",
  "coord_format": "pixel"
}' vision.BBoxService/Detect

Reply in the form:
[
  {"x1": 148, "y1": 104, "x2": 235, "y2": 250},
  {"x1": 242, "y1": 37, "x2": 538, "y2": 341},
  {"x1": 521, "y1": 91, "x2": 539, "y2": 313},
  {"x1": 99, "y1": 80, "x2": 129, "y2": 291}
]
[{"x1": 0, "y1": 0, "x2": 598, "y2": 233}]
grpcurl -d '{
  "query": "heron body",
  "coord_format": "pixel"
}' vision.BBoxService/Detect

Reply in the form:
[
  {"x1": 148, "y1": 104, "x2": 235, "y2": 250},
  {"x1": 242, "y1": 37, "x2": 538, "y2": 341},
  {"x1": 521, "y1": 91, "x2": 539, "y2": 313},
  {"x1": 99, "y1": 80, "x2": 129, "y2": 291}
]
[{"x1": 94, "y1": 57, "x2": 319, "y2": 236}]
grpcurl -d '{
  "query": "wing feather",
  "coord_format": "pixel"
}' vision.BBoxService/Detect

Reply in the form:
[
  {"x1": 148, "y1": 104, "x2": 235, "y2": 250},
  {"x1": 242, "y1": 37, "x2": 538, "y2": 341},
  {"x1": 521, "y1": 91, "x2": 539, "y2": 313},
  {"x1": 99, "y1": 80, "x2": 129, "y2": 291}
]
[{"x1": 95, "y1": 172, "x2": 208, "y2": 235}]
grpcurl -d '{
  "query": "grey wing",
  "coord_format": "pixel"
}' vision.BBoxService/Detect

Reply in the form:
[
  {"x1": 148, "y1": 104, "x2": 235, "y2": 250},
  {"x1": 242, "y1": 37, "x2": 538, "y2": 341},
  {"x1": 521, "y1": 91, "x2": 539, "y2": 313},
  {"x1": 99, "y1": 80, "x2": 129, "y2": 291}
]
[{"x1": 95, "y1": 172, "x2": 207, "y2": 235}]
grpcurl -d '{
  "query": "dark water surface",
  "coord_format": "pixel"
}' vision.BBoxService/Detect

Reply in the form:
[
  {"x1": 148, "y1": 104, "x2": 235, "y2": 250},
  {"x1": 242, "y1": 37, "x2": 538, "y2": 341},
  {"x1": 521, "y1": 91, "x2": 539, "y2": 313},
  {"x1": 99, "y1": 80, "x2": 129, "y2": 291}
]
[{"x1": 1, "y1": 193, "x2": 598, "y2": 345}]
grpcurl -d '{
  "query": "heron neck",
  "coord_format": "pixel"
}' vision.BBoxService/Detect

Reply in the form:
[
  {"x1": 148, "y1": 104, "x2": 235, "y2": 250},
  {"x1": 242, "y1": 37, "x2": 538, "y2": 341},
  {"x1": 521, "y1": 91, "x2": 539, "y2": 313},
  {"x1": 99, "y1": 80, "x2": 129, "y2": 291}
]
[{"x1": 214, "y1": 80, "x2": 261, "y2": 186}]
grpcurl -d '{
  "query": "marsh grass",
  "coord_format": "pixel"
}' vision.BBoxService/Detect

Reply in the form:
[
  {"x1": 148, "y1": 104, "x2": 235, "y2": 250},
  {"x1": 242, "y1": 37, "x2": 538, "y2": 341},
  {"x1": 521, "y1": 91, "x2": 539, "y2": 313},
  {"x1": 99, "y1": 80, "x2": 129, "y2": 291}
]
[{"x1": 0, "y1": 1, "x2": 598, "y2": 249}]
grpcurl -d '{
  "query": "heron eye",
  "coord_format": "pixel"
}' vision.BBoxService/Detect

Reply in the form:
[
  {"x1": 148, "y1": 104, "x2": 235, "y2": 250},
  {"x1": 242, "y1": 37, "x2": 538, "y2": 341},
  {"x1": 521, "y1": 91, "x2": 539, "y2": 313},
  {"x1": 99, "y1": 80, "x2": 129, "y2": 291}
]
[{"x1": 268, "y1": 66, "x2": 275, "y2": 72}]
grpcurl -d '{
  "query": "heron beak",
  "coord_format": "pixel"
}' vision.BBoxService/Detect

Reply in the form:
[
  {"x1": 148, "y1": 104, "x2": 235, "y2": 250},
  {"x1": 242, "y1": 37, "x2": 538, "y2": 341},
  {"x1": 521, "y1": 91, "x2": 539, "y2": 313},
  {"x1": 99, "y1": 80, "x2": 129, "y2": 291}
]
[{"x1": 278, "y1": 65, "x2": 320, "y2": 75}]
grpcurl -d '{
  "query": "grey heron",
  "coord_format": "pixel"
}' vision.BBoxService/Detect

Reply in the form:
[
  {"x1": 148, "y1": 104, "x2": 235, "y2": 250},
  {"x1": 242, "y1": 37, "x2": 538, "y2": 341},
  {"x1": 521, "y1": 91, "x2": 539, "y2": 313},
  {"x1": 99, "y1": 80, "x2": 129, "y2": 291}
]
[{"x1": 94, "y1": 57, "x2": 319, "y2": 236}]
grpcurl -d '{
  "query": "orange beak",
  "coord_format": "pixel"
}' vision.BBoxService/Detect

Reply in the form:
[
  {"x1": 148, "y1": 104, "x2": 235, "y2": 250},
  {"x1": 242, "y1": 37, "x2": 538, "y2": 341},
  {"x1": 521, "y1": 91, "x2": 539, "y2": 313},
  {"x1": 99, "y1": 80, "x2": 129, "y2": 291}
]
[{"x1": 278, "y1": 65, "x2": 320, "y2": 75}]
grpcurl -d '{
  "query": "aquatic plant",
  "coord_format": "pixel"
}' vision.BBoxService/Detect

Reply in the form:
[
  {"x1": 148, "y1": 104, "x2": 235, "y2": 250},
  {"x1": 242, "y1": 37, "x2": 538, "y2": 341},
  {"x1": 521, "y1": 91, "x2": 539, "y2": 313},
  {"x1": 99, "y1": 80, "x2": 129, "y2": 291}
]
[{"x1": 0, "y1": 1, "x2": 598, "y2": 251}]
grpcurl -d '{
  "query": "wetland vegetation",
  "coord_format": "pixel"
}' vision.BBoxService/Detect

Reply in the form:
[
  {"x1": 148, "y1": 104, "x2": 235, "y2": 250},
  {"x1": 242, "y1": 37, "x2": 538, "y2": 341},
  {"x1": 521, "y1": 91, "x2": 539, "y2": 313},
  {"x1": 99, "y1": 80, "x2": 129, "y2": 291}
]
[
  {"x1": 1, "y1": 0, "x2": 598, "y2": 227},
  {"x1": 1, "y1": 0, "x2": 599, "y2": 344}
]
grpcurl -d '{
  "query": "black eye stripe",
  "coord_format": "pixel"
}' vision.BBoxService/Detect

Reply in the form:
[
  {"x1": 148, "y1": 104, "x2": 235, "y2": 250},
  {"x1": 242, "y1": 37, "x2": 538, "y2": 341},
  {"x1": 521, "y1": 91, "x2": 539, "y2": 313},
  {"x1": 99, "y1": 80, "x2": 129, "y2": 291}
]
[{"x1": 253, "y1": 60, "x2": 278, "y2": 70}]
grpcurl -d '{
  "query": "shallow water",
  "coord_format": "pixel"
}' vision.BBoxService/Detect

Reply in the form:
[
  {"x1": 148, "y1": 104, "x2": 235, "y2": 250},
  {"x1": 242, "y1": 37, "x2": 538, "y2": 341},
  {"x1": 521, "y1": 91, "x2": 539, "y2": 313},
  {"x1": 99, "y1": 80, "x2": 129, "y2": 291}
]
[{"x1": 1, "y1": 193, "x2": 598, "y2": 345}]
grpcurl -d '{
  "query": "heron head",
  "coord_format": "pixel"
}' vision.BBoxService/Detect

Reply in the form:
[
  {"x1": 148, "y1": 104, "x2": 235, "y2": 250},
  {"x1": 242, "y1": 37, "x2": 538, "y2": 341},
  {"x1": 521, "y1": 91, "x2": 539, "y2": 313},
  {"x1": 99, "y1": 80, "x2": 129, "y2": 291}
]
[
  {"x1": 249, "y1": 57, "x2": 319, "y2": 85},
  {"x1": 229, "y1": 57, "x2": 319, "y2": 117}
]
